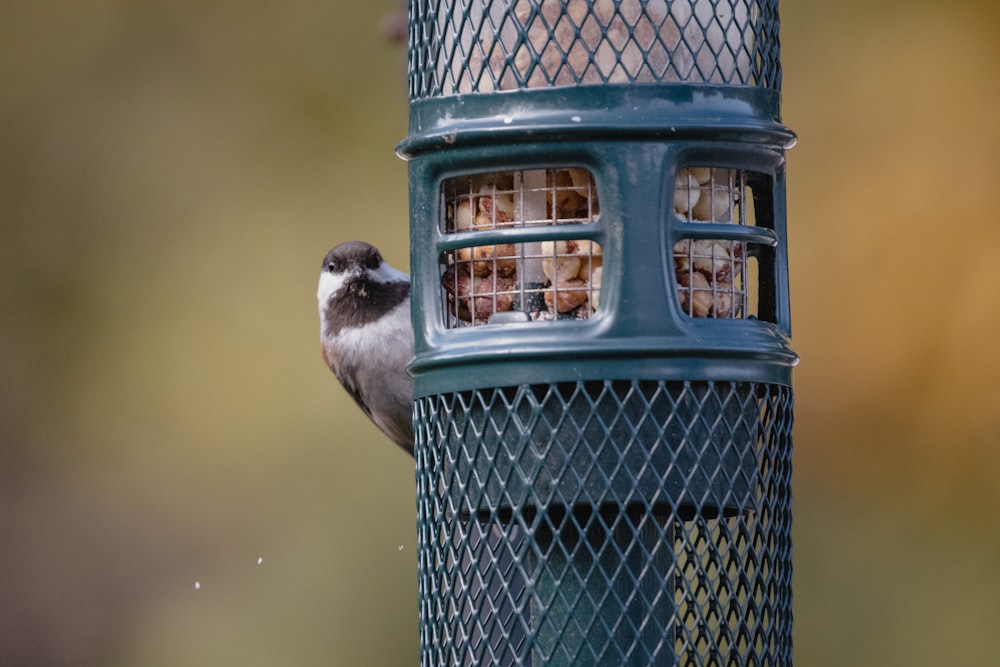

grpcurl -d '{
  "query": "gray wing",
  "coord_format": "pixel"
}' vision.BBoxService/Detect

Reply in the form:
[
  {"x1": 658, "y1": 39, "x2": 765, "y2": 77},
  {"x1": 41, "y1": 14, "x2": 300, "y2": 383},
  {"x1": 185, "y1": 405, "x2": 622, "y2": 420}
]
[{"x1": 336, "y1": 370, "x2": 415, "y2": 457}]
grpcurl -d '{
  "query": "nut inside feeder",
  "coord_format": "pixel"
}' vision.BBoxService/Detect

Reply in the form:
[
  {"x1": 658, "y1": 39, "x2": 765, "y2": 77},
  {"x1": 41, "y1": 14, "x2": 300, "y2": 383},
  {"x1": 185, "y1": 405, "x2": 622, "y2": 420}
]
[
  {"x1": 440, "y1": 168, "x2": 602, "y2": 327},
  {"x1": 440, "y1": 165, "x2": 771, "y2": 326},
  {"x1": 673, "y1": 167, "x2": 766, "y2": 320}
]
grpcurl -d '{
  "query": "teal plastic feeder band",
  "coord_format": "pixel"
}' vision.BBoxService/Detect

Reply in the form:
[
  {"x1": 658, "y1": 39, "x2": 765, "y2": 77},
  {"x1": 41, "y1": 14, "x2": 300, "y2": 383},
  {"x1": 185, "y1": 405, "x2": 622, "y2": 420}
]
[{"x1": 399, "y1": 2, "x2": 796, "y2": 665}]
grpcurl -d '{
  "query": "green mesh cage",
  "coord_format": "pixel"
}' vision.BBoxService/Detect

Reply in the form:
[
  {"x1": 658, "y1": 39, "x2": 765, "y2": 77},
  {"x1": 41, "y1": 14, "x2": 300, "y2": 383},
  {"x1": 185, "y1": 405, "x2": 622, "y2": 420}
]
[
  {"x1": 416, "y1": 380, "x2": 791, "y2": 665},
  {"x1": 401, "y1": 1, "x2": 796, "y2": 665},
  {"x1": 407, "y1": 0, "x2": 782, "y2": 97}
]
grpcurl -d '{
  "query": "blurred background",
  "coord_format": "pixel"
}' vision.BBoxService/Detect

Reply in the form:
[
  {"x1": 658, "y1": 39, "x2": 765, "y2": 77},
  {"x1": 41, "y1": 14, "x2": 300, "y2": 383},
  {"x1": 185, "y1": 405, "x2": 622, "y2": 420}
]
[{"x1": 1, "y1": 0, "x2": 998, "y2": 664}]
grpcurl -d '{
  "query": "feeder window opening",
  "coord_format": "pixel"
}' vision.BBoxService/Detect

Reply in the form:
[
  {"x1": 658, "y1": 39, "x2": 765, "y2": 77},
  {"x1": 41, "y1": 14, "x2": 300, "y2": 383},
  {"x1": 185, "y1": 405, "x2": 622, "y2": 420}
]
[
  {"x1": 440, "y1": 169, "x2": 602, "y2": 328},
  {"x1": 672, "y1": 167, "x2": 774, "y2": 322}
]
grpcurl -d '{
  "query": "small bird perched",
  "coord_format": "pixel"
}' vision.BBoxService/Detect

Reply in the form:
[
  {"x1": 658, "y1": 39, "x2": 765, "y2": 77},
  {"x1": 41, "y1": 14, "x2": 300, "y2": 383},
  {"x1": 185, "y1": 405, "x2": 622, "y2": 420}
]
[
  {"x1": 317, "y1": 241, "x2": 415, "y2": 456},
  {"x1": 319, "y1": 244, "x2": 523, "y2": 658}
]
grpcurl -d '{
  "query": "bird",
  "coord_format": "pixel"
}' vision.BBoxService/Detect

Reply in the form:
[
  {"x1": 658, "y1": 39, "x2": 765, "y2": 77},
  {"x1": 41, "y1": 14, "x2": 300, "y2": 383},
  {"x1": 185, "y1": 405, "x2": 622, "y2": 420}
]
[
  {"x1": 317, "y1": 241, "x2": 415, "y2": 456},
  {"x1": 318, "y1": 243, "x2": 526, "y2": 661}
]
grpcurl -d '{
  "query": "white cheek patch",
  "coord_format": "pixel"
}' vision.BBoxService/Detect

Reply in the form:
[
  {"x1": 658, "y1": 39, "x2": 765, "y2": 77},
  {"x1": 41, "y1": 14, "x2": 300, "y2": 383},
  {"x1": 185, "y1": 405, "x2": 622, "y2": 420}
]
[{"x1": 317, "y1": 270, "x2": 349, "y2": 312}]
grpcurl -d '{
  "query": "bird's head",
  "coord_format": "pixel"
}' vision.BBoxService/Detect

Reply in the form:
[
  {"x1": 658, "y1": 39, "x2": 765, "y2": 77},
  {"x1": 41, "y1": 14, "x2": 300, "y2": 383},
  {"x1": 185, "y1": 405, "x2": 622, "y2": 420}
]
[{"x1": 317, "y1": 241, "x2": 410, "y2": 337}]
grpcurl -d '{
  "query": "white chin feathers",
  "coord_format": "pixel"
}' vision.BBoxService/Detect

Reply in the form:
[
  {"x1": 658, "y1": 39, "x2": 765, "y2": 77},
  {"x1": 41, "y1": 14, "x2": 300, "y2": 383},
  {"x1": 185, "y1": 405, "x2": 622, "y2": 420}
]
[{"x1": 316, "y1": 270, "x2": 347, "y2": 313}]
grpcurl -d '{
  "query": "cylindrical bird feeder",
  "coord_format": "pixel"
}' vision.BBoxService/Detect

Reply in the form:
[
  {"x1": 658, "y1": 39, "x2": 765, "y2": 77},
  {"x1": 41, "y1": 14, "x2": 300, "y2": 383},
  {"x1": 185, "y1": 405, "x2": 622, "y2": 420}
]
[{"x1": 398, "y1": 1, "x2": 796, "y2": 664}]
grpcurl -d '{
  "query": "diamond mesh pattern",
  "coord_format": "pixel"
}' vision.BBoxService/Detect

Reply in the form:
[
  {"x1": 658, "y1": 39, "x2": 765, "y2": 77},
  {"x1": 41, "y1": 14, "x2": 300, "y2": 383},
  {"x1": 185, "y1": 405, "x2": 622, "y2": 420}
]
[
  {"x1": 415, "y1": 380, "x2": 793, "y2": 665},
  {"x1": 408, "y1": 0, "x2": 782, "y2": 99}
]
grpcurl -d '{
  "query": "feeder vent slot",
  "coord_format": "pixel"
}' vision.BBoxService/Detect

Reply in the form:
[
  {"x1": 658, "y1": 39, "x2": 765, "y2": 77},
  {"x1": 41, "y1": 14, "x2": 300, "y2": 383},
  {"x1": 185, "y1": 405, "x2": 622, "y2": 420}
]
[
  {"x1": 672, "y1": 167, "x2": 775, "y2": 322},
  {"x1": 440, "y1": 168, "x2": 602, "y2": 328}
]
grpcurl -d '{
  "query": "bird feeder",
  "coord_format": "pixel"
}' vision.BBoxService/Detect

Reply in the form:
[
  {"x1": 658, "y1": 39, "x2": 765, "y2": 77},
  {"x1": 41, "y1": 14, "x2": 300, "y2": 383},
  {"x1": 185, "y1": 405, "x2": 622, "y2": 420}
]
[{"x1": 397, "y1": 1, "x2": 796, "y2": 664}]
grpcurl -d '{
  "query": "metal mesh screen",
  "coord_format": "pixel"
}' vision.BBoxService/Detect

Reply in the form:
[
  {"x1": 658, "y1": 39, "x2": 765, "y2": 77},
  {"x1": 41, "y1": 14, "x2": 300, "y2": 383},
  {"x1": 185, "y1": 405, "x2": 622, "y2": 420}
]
[
  {"x1": 672, "y1": 167, "x2": 774, "y2": 321},
  {"x1": 408, "y1": 0, "x2": 782, "y2": 99},
  {"x1": 437, "y1": 165, "x2": 778, "y2": 327},
  {"x1": 440, "y1": 168, "x2": 602, "y2": 327},
  {"x1": 415, "y1": 380, "x2": 793, "y2": 665}
]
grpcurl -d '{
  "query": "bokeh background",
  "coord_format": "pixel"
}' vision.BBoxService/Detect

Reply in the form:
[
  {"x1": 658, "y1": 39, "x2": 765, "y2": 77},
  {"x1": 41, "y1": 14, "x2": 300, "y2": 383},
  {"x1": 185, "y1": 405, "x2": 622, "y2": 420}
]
[{"x1": 2, "y1": 0, "x2": 998, "y2": 664}]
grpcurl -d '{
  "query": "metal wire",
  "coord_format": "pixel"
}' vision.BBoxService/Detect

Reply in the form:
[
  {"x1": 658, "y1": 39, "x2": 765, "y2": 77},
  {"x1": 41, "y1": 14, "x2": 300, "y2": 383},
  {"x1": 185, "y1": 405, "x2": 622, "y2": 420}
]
[
  {"x1": 440, "y1": 168, "x2": 602, "y2": 328},
  {"x1": 673, "y1": 167, "x2": 759, "y2": 320},
  {"x1": 440, "y1": 165, "x2": 775, "y2": 326},
  {"x1": 415, "y1": 380, "x2": 793, "y2": 665},
  {"x1": 408, "y1": 0, "x2": 782, "y2": 99}
]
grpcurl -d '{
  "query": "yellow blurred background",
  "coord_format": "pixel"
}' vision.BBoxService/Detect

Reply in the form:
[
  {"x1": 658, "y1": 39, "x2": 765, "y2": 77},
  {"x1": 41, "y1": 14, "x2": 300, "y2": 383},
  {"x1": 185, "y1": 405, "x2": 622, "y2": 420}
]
[{"x1": 1, "y1": 1, "x2": 998, "y2": 664}]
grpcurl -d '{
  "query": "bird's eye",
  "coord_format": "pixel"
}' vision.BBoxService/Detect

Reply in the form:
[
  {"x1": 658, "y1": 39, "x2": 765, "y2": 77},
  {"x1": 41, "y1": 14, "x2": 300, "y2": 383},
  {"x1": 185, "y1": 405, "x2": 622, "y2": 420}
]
[
  {"x1": 365, "y1": 253, "x2": 381, "y2": 270},
  {"x1": 326, "y1": 262, "x2": 336, "y2": 272}
]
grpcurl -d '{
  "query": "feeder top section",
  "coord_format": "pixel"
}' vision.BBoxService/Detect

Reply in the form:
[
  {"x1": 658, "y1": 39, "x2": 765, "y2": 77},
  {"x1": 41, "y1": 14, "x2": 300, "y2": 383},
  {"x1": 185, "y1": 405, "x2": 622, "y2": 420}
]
[{"x1": 407, "y1": 0, "x2": 781, "y2": 100}]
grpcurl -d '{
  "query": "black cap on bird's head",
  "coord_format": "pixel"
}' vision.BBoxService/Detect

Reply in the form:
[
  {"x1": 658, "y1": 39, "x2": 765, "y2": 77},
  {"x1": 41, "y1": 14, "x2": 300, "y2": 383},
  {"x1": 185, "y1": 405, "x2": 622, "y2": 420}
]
[{"x1": 322, "y1": 241, "x2": 384, "y2": 276}]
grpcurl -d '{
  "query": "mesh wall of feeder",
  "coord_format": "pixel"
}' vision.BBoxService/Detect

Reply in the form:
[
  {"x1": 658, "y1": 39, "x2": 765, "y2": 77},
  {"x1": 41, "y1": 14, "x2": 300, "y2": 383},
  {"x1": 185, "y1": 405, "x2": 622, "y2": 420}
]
[{"x1": 398, "y1": 1, "x2": 796, "y2": 665}]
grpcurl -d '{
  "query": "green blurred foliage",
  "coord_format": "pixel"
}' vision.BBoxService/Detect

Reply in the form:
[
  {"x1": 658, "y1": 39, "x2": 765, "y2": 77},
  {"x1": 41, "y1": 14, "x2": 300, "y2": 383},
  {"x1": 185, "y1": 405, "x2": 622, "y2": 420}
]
[{"x1": 1, "y1": 0, "x2": 998, "y2": 664}]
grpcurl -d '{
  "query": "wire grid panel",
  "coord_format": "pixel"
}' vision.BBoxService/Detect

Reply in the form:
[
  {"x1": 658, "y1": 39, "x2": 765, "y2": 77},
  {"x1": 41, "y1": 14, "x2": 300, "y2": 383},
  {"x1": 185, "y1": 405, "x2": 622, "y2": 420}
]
[
  {"x1": 440, "y1": 168, "x2": 602, "y2": 327},
  {"x1": 408, "y1": 0, "x2": 782, "y2": 98},
  {"x1": 671, "y1": 167, "x2": 774, "y2": 321},
  {"x1": 415, "y1": 380, "x2": 793, "y2": 665}
]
